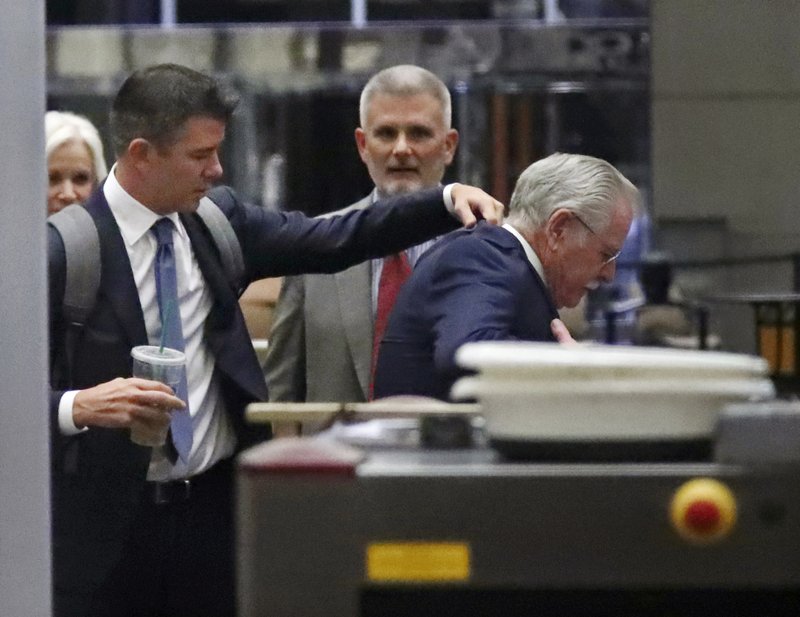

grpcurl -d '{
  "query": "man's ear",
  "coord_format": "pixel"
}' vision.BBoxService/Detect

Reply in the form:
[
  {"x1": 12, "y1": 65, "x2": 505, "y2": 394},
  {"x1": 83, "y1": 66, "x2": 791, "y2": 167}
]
[
  {"x1": 443, "y1": 128, "x2": 459, "y2": 165},
  {"x1": 545, "y1": 208, "x2": 573, "y2": 251},
  {"x1": 354, "y1": 128, "x2": 368, "y2": 163},
  {"x1": 127, "y1": 138, "x2": 151, "y2": 168}
]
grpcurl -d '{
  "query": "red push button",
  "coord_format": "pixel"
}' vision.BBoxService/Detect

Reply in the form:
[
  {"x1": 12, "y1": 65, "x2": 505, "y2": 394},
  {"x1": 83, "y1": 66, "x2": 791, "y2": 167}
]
[
  {"x1": 684, "y1": 500, "x2": 721, "y2": 532},
  {"x1": 669, "y1": 478, "x2": 737, "y2": 543}
]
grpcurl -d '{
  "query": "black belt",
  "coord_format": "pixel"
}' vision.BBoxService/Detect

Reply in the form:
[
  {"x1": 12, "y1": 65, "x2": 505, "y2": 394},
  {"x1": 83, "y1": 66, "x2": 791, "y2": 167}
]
[
  {"x1": 145, "y1": 457, "x2": 233, "y2": 506},
  {"x1": 147, "y1": 479, "x2": 192, "y2": 505}
]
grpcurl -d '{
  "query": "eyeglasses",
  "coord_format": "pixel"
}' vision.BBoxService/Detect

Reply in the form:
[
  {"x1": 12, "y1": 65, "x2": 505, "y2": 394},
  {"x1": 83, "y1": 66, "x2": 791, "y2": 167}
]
[{"x1": 572, "y1": 214, "x2": 622, "y2": 266}]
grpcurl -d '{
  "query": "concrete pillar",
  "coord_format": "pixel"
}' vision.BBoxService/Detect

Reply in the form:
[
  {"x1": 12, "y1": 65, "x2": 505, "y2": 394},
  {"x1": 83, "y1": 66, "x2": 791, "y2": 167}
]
[{"x1": 0, "y1": 0, "x2": 51, "y2": 615}]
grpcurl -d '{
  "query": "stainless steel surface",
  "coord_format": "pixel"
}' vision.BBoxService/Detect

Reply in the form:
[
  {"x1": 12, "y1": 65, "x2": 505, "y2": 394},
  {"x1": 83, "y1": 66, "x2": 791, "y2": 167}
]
[
  {"x1": 237, "y1": 403, "x2": 800, "y2": 617},
  {"x1": 715, "y1": 400, "x2": 800, "y2": 464}
]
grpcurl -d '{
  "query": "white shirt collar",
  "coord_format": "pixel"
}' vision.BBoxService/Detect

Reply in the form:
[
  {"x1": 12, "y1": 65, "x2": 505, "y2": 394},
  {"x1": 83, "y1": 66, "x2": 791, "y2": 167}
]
[
  {"x1": 373, "y1": 183, "x2": 443, "y2": 203},
  {"x1": 103, "y1": 164, "x2": 185, "y2": 247},
  {"x1": 501, "y1": 222, "x2": 547, "y2": 285}
]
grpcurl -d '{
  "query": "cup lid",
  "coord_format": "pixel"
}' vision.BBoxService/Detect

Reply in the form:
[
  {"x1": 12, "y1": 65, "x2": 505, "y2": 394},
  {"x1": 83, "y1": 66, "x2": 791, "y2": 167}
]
[{"x1": 131, "y1": 345, "x2": 185, "y2": 365}]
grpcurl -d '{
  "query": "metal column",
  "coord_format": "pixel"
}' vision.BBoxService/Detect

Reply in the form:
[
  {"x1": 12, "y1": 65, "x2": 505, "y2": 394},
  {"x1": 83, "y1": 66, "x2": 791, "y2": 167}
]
[{"x1": 0, "y1": 0, "x2": 51, "y2": 615}]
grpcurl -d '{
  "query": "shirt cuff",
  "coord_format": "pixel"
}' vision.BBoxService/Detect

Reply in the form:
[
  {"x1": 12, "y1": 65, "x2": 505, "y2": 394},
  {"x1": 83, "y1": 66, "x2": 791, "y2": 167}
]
[
  {"x1": 59, "y1": 390, "x2": 88, "y2": 435},
  {"x1": 443, "y1": 183, "x2": 456, "y2": 215}
]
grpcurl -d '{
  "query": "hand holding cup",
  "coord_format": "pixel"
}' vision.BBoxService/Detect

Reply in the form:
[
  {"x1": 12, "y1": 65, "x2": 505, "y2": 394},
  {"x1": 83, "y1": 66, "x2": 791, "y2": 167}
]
[{"x1": 130, "y1": 345, "x2": 187, "y2": 447}]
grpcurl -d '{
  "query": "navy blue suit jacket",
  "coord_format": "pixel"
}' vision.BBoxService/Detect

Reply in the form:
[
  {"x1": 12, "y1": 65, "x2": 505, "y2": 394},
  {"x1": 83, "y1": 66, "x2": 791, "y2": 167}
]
[
  {"x1": 47, "y1": 183, "x2": 458, "y2": 595},
  {"x1": 373, "y1": 223, "x2": 559, "y2": 400}
]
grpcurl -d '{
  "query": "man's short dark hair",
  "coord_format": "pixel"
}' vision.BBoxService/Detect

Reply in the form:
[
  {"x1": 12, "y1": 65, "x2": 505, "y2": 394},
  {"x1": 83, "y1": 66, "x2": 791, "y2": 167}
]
[{"x1": 109, "y1": 63, "x2": 239, "y2": 156}]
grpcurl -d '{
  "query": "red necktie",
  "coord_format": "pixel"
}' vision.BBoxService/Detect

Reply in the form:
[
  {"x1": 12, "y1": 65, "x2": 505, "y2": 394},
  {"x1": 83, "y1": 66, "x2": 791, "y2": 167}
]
[{"x1": 370, "y1": 252, "x2": 411, "y2": 399}]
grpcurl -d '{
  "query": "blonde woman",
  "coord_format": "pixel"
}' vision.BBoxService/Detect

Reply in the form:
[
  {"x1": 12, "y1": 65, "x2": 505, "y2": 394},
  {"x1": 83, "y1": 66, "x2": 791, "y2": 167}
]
[{"x1": 45, "y1": 110, "x2": 107, "y2": 215}]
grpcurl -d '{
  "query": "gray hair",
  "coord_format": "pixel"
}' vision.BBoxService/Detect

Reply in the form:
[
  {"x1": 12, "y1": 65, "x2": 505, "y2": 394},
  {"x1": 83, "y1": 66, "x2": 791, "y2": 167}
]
[
  {"x1": 359, "y1": 65, "x2": 452, "y2": 128},
  {"x1": 45, "y1": 110, "x2": 108, "y2": 181},
  {"x1": 506, "y1": 152, "x2": 640, "y2": 235}
]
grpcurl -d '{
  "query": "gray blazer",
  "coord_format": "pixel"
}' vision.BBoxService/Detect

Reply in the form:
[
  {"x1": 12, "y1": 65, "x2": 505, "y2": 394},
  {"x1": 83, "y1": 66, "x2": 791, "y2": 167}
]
[{"x1": 264, "y1": 194, "x2": 374, "y2": 402}]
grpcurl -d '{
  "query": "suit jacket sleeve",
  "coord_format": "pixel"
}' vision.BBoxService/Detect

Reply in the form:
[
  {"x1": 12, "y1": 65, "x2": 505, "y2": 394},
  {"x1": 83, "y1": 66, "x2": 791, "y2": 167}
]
[
  {"x1": 208, "y1": 185, "x2": 459, "y2": 281},
  {"x1": 47, "y1": 224, "x2": 70, "y2": 434},
  {"x1": 428, "y1": 236, "x2": 556, "y2": 376},
  {"x1": 262, "y1": 274, "x2": 307, "y2": 401}
]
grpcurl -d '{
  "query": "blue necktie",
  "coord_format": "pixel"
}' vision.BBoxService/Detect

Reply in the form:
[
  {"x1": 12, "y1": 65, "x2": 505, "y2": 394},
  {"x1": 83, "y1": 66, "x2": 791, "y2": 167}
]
[{"x1": 152, "y1": 218, "x2": 193, "y2": 462}]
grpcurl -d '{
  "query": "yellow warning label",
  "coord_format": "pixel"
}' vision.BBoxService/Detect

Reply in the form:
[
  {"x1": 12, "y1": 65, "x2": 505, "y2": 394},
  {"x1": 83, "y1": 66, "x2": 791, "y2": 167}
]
[{"x1": 366, "y1": 542, "x2": 470, "y2": 582}]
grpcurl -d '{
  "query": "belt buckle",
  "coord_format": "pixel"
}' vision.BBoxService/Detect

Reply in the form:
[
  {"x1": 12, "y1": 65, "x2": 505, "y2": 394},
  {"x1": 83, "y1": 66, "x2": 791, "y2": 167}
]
[{"x1": 153, "y1": 479, "x2": 191, "y2": 505}]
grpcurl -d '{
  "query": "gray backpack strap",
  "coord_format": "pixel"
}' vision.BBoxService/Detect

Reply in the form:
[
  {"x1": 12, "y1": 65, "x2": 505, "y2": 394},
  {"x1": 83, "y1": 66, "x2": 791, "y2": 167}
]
[
  {"x1": 196, "y1": 196, "x2": 245, "y2": 294},
  {"x1": 47, "y1": 204, "x2": 101, "y2": 327}
]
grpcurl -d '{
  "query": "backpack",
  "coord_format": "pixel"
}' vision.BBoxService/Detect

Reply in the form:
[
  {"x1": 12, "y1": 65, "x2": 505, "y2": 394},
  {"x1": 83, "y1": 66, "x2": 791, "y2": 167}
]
[{"x1": 48, "y1": 197, "x2": 245, "y2": 375}]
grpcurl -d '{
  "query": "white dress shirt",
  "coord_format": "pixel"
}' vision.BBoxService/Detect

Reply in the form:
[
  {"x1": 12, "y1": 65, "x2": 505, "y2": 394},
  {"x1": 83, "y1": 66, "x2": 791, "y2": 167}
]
[
  {"x1": 58, "y1": 167, "x2": 236, "y2": 481},
  {"x1": 501, "y1": 222, "x2": 548, "y2": 284}
]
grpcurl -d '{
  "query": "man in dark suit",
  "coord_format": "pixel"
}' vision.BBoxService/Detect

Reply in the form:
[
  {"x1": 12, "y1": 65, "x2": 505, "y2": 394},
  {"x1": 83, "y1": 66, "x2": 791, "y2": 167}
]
[
  {"x1": 48, "y1": 63, "x2": 503, "y2": 617},
  {"x1": 373, "y1": 152, "x2": 639, "y2": 400}
]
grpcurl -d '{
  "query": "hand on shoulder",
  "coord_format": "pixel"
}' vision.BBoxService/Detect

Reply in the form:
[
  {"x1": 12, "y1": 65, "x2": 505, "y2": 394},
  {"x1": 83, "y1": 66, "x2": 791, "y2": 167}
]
[{"x1": 449, "y1": 183, "x2": 505, "y2": 228}]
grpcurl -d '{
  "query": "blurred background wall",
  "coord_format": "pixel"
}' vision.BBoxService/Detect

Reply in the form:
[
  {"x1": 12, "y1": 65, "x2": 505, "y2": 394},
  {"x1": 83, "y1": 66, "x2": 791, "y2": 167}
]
[
  {"x1": 45, "y1": 2, "x2": 650, "y2": 214},
  {"x1": 651, "y1": 0, "x2": 800, "y2": 356},
  {"x1": 43, "y1": 0, "x2": 800, "y2": 357}
]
